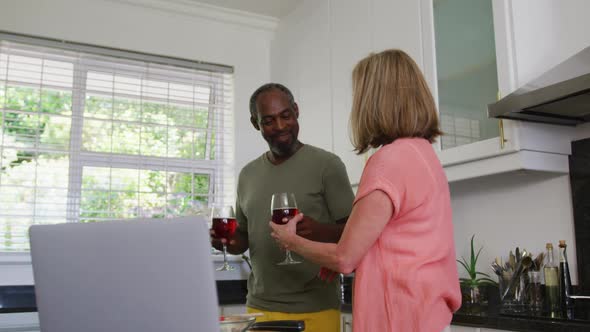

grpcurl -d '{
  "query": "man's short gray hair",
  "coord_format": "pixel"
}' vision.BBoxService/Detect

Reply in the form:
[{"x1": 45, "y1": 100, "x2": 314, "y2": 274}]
[{"x1": 249, "y1": 83, "x2": 296, "y2": 118}]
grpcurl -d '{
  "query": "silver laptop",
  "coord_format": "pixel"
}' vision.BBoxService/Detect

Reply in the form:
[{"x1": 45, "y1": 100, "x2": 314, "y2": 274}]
[{"x1": 29, "y1": 217, "x2": 219, "y2": 332}]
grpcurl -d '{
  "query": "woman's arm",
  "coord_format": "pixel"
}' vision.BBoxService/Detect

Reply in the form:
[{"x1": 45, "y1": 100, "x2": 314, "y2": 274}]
[{"x1": 270, "y1": 190, "x2": 393, "y2": 273}]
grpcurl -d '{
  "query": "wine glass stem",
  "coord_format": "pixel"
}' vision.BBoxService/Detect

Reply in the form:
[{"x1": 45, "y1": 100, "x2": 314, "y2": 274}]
[
  {"x1": 286, "y1": 250, "x2": 294, "y2": 262},
  {"x1": 222, "y1": 244, "x2": 228, "y2": 264}
]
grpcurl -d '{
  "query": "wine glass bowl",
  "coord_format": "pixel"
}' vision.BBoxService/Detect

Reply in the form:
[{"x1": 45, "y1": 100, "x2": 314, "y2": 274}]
[
  {"x1": 270, "y1": 193, "x2": 301, "y2": 265},
  {"x1": 211, "y1": 205, "x2": 236, "y2": 271},
  {"x1": 212, "y1": 216, "x2": 237, "y2": 239},
  {"x1": 271, "y1": 207, "x2": 299, "y2": 225}
]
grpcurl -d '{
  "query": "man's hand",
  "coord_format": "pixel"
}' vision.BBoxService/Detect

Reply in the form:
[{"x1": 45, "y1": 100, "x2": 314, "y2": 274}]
[
  {"x1": 210, "y1": 229, "x2": 230, "y2": 251},
  {"x1": 210, "y1": 229, "x2": 249, "y2": 255},
  {"x1": 295, "y1": 215, "x2": 317, "y2": 238},
  {"x1": 318, "y1": 267, "x2": 339, "y2": 282},
  {"x1": 296, "y1": 215, "x2": 346, "y2": 243}
]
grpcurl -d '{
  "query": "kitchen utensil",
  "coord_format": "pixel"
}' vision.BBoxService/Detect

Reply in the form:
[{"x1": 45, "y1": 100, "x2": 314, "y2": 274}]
[
  {"x1": 504, "y1": 262, "x2": 512, "y2": 272},
  {"x1": 533, "y1": 252, "x2": 545, "y2": 271},
  {"x1": 221, "y1": 313, "x2": 264, "y2": 320},
  {"x1": 220, "y1": 316, "x2": 256, "y2": 332},
  {"x1": 502, "y1": 255, "x2": 533, "y2": 301},
  {"x1": 491, "y1": 262, "x2": 503, "y2": 276},
  {"x1": 220, "y1": 317, "x2": 305, "y2": 332},
  {"x1": 495, "y1": 256, "x2": 502, "y2": 267},
  {"x1": 509, "y1": 251, "x2": 516, "y2": 271}
]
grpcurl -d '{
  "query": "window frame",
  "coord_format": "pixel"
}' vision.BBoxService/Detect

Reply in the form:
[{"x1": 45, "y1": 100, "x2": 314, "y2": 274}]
[{"x1": 0, "y1": 32, "x2": 234, "y2": 259}]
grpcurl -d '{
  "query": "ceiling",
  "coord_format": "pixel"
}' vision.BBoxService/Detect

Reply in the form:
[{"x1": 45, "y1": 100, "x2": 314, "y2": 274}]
[{"x1": 190, "y1": 0, "x2": 302, "y2": 18}]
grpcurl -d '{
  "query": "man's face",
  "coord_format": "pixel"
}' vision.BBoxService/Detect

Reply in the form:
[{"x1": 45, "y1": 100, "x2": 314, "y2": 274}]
[{"x1": 253, "y1": 89, "x2": 300, "y2": 156}]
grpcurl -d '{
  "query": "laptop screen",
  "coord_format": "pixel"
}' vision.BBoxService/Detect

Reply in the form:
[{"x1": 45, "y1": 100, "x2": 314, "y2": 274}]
[{"x1": 29, "y1": 217, "x2": 219, "y2": 332}]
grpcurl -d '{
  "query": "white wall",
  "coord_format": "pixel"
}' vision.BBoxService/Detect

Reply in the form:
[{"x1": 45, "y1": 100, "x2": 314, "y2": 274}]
[
  {"x1": 0, "y1": 0, "x2": 274, "y2": 285},
  {"x1": 271, "y1": 0, "x2": 426, "y2": 184},
  {"x1": 451, "y1": 173, "x2": 578, "y2": 283}
]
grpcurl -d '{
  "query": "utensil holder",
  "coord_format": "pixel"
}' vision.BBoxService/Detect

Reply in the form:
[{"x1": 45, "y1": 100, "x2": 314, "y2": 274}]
[{"x1": 499, "y1": 271, "x2": 526, "y2": 312}]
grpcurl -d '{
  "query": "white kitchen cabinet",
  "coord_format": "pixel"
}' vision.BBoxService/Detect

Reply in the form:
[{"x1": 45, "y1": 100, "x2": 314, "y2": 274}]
[
  {"x1": 340, "y1": 312, "x2": 353, "y2": 332},
  {"x1": 420, "y1": 0, "x2": 582, "y2": 182},
  {"x1": 430, "y1": 0, "x2": 501, "y2": 150}
]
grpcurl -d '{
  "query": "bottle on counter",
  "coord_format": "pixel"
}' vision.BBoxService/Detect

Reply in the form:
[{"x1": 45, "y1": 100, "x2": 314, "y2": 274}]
[
  {"x1": 558, "y1": 240, "x2": 574, "y2": 319},
  {"x1": 544, "y1": 242, "x2": 560, "y2": 317}
]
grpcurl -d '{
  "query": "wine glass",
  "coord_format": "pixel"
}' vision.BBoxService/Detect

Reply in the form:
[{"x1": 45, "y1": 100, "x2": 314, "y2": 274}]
[
  {"x1": 270, "y1": 192, "x2": 301, "y2": 265},
  {"x1": 210, "y1": 205, "x2": 237, "y2": 271}
]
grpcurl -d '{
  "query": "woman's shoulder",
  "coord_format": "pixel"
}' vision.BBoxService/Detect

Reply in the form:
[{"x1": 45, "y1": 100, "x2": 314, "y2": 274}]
[
  {"x1": 371, "y1": 138, "x2": 431, "y2": 163},
  {"x1": 383, "y1": 137, "x2": 431, "y2": 153}
]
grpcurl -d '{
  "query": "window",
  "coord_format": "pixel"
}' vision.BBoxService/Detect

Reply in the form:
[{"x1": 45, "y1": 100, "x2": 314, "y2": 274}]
[{"x1": 0, "y1": 34, "x2": 234, "y2": 251}]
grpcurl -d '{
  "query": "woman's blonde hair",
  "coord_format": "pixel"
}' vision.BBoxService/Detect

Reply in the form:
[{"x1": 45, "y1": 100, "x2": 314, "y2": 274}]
[{"x1": 350, "y1": 49, "x2": 442, "y2": 154}]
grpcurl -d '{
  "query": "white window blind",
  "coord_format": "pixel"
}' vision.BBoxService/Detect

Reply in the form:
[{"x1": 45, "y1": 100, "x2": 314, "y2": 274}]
[{"x1": 0, "y1": 34, "x2": 234, "y2": 252}]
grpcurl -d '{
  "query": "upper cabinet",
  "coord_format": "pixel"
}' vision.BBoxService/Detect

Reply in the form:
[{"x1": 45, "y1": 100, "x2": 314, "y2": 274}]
[
  {"x1": 432, "y1": 0, "x2": 500, "y2": 150},
  {"x1": 271, "y1": 0, "x2": 590, "y2": 184},
  {"x1": 421, "y1": 0, "x2": 585, "y2": 182}
]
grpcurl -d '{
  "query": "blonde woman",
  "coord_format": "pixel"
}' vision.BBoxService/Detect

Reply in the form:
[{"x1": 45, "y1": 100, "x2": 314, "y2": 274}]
[{"x1": 270, "y1": 49, "x2": 461, "y2": 332}]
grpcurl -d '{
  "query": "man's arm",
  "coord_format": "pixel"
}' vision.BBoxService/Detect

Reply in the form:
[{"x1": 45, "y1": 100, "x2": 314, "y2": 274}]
[{"x1": 296, "y1": 216, "x2": 348, "y2": 243}]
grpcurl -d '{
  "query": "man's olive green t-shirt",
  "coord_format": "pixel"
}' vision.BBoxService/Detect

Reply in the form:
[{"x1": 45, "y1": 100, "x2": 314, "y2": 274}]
[{"x1": 236, "y1": 144, "x2": 354, "y2": 313}]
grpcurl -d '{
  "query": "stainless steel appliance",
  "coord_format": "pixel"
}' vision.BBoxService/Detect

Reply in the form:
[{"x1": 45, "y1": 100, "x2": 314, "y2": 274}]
[{"x1": 488, "y1": 46, "x2": 590, "y2": 126}]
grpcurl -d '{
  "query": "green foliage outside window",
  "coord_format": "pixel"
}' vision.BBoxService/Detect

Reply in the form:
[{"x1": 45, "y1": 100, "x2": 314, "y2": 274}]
[{"x1": 1, "y1": 84, "x2": 215, "y2": 250}]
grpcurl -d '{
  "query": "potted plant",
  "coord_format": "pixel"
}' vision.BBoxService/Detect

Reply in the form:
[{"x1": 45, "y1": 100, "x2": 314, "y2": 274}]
[{"x1": 457, "y1": 235, "x2": 498, "y2": 305}]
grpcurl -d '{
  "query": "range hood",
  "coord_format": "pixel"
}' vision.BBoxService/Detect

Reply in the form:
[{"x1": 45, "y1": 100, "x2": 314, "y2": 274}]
[{"x1": 488, "y1": 45, "x2": 590, "y2": 126}]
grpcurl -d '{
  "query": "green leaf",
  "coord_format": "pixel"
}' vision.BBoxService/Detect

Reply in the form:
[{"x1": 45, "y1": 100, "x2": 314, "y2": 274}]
[
  {"x1": 476, "y1": 277, "x2": 498, "y2": 286},
  {"x1": 475, "y1": 271, "x2": 493, "y2": 278},
  {"x1": 457, "y1": 258, "x2": 470, "y2": 273},
  {"x1": 470, "y1": 234, "x2": 476, "y2": 271},
  {"x1": 475, "y1": 246, "x2": 483, "y2": 266}
]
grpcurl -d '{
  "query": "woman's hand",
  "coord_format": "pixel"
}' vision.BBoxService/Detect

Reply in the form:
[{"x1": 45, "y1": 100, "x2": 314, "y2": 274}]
[{"x1": 269, "y1": 213, "x2": 304, "y2": 250}]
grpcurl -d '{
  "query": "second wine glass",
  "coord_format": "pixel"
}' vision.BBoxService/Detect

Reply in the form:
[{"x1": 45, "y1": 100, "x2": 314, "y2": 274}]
[
  {"x1": 270, "y1": 192, "x2": 301, "y2": 265},
  {"x1": 211, "y1": 205, "x2": 237, "y2": 271}
]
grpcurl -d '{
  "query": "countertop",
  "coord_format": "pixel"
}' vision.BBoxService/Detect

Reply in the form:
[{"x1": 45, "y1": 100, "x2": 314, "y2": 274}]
[
  {"x1": 5, "y1": 282, "x2": 590, "y2": 332},
  {"x1": 340, "y1": 287, "x2": 590, "y2": 332},
  {"x1": 451, "y1": 286, "x2": 590, "y2": 332},
  {"x1": 0, "y1": 280, "x2": 248, "y2": 314}
]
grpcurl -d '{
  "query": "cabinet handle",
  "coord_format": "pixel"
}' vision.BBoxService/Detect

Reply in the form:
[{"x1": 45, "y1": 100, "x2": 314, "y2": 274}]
[{"x1": 498, "y1": 119, "x2": 508, "y2": 149}]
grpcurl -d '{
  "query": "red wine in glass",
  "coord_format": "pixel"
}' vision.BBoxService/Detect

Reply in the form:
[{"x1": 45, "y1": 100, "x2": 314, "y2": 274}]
[
  {"x1": 270, "y1": 192, "x2": 301, "y2": 265},
  {"x1": 210, "y1": 205, "x2": 236, "y2": 271},
  {"x1": 212, "y1": 217, "x2": 237, "y2": 239},
  {"x1": 271, "y1": 208, "x2": 299, "y2": 225}
]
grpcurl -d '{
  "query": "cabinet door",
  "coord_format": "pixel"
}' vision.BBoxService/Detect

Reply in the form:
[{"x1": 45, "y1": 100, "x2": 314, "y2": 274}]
[
  {"x1": 420, "y1": 0, "x2": 520, "y2": 170},
  {"x1": 431, "y1": 0, "x2": 501, "y2": 150}
]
